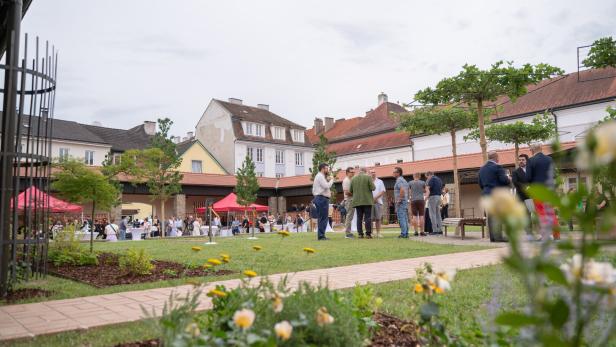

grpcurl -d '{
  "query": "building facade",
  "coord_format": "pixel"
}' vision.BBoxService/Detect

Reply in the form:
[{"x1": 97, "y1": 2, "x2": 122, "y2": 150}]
[{"x1": 195, "y1": 98, "x2": 314, "y2": 178}]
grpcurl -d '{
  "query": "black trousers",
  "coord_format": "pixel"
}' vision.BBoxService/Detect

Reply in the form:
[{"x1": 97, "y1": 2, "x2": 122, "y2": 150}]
[
  {"x1": 441, "y1": 204, "x2": 449, "y2": 220},
  {"x1": 355, "y1": 205, "x2": 373, "y2": 236}
]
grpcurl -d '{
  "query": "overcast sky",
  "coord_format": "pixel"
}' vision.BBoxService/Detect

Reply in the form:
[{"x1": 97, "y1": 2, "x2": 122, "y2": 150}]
[{"x1": 21, "y1": 0, "x2": 616, "y2": 136}]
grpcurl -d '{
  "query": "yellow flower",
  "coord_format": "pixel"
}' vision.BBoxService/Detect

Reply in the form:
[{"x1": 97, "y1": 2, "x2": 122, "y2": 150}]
[
  {"x1": 221, "y1": 257, "x2": 230, "y2": 263},
  {"x1": 207, "y1": 258, "x2": 222, "y2": 266},
  {"x1": 185, "y1": 322, "x2": 200, "y2": 337},
  {"x1": 191, "y1": 246, "x2": 202, "y2": 252},
  {"x1": 272, "y1": 295, "x2": 284, "y2": 313},
  {"x1": 434, "y1": 287, "x2": 444, "y2": 294},
  {"x1": 277, "y1": 230, "x2": 291, "y2": 237},
  {"x1": 185, "y1": 280, "x2": 200, "y2": 287},
  {"x1": 303, "y1": 247, "x2": 316, "y2": 254},
  {"x1": 220, "y1": 253, "x2": 230, "y2": 260},
  {"x1": 414, "y1": 283, "x2": 424, "y2": 294},
  {"x1": 207, "y1": 289, "x2": 227, "y2": 298},
  {"x1": 593, "y1": 120, "x2": 616, "y2": 164},
  {"x1": 202, "y1": 263, "x2": 213, "y2": 270},
  {"x1": 244, "y1": 270, "x2": 258, "y2": 278},
  {"x1": 253, "y1": 245, "x2": 263, "y2": 251},
  {"x1": 233, "y1": 308, "x2": 255, "y2": 330},
  {"x1": 274, "y1": 321, "x2": 293, "y2": 341},
  {"x1": 481, "y1": 188, "x2": 527, "y2": 225},
  {"x1": 315, "y1": 307, "x2": 335, "y2": 326}
]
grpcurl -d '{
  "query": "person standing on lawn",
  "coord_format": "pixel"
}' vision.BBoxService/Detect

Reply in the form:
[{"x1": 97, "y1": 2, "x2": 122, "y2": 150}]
[
  {"x1": 426, "y1": 171, "x2": 444, "y2": 235},
  {"x1": 370, "y1": 169, "x2": 386, "y2": 238},
  {"x1": 409, "y1": 173, "x2": 427, "y2": 236},
  {"x1": 342, "y1": 167, "x2": 356, "y2": 238},
  {"x1": 393, "y1": 167, "x2": 410, "y2": 238},
  {"x1": 512, "y1": 153, "x2": 534, "y2": 236},
  {"x1": 479, "y1": 150, "x2": 511, "y2": 242},
  {"x1": 526, "y1": 143, "x2": 560, "y2": 240},
  {"x1": 312, "y1": 163, "x2": 334, "y2": 241},
  {"x1": 350, "y1": 167, "x2": 376, "y2": 239}
]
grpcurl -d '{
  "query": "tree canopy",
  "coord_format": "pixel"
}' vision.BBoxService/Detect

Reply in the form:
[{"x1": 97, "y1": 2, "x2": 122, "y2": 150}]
[
  {"x1": 235, "y1": 155, "x2": 259, "y2": 208},
  {"x1": 309, "y1": 134, "x2": 338, "y2": 196},
  {"x1": 582, "y1": 36, "x2": 616, "y2": 69}
]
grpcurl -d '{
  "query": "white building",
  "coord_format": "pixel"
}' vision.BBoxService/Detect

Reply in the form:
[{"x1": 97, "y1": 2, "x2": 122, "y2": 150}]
[{"x1": 195, "y1": 98, "x2": 314, "y2": 178}]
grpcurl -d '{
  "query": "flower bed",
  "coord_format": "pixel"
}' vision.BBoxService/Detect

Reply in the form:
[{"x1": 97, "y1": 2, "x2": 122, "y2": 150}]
[{"x1": 48, "y1": 252, "x2": 232, "y2": 287}]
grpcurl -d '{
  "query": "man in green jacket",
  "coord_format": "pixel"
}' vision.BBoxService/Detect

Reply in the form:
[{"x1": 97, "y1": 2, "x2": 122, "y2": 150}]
[{"x1": 350, "y1": 167, "x2": 376, "y2": 238}]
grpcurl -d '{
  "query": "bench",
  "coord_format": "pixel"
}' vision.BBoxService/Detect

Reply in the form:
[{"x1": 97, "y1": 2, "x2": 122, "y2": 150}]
[{"x1": 443, "y1": 218, "x2": 486, "y2": 240}]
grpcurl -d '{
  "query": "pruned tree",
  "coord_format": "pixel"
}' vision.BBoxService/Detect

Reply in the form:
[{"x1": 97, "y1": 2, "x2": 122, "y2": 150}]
[
  {"x1": 582, "y1": 36, "x2": 616, "y2": 69},
  {"x1": 309, "y1": 134, "x2": 338, "y2": 196},
  {"x1": 466, "y1": 113, "x2": 556, "y2": 166},
  {"x1": 235, "y1": 155, "x2": 260, "y2": 231},
  {"x1": 398, "y1": 106, "x2": 476, "y2": 218},
  {"x1": 415, "y1": 61, "x2": 563, "y2": 162},
  {"x1": 52, "y1": 159, "x2": 120, "y2": 252}
]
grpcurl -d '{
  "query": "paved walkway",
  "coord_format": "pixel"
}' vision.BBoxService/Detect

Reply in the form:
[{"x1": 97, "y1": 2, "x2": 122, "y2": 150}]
[{"x1": 0, "y1": 247, "x2": 508, "y2": 341}]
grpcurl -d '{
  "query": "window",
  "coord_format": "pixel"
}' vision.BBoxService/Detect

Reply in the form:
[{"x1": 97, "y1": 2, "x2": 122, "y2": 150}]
[
  {"x1": 374, "y1": 162, "x2": 381, "y2": 166},
  {"x1": 84, "y1": 150, "x2": 94, "y2": 165},
  {"x1": 256, "y1": 148, "x2": 264, "y2": 162},
  {"x1": 245, "y1": 122, "x2": 254, "y2": 135},
  {"x1": 112, "y1": 153, "x2": 121, "y2": 164},
  {"x1": 397, "y1": 159, "x2": 403, "y2": 164},
  {"x1": 255, "y1": 124, "x2": 264, "y2": 137},
  {"x1": 295, "y1": 152, "x2": 304, "y2": 166},
  {"x1": 256, "y1": 172, "x2": 264, "y2": 177},
  {"x1": 191, "y1": 160, "x2": 203, "y2": 173},
  {"x1": 59, "y1": 148, "x2": 69, "y2": 162},
  {"x1": 247, "y1": 147, "x2": 254, "y2": 160},
  {"x1": 273, "y1": 126, "x2": 285, "y2": 140},
  {"x1": 292, "y1": 129, "x2": 304, "y2": 142},
  {"x1": 276, "y1": 173, "x2": 284, "y2": 178},
  {"x1": 275, "y1": 150, "x2": 285, "y2": 164}
]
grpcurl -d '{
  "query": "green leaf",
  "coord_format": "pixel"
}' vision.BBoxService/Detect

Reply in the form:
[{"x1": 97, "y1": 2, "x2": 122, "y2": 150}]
[
  {"x1": 582, "y1": 242, "x2": 600, "y2": 258},
  {"x1": 547, "y1": 298, "x2": 569, "y2": 328},
  {"x1": 527, "y1": 185, "x2": 561, "y2": 207},
  {"x1": 495, "y1": 312, "x2": 541, "y2": 327},
  {"x1": 556, "y1": 241, "x2": 575, "y2": 251},
  {"x1": 541, "y1": 333, "x2": 566, "y2": 347},
  {"x1": 503, "y1": 256, "x2": 525, "y2": 272},
  {"x1": 537, "y1": 263, "x2": 568, "y2": 286},
  {"x1": 420, "y1": 301, "x2": 440, "y2": 321}
]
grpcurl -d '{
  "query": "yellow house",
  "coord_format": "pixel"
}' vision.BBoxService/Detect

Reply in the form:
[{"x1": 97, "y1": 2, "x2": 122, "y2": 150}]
[{"x1": 177, "y1": 139, "x2": 227, "y2": 174}]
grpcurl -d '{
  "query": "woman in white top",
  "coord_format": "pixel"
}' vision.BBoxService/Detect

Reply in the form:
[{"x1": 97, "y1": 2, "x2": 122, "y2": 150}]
[
  {"x1": 105, "y1": 222, "x2": 118, "y2": 241},
  {"x1": 192, "y1": 218, "x2": 201, "y2": 236},
  {"x1": 143, "y1": 218, "x2": 151, "y2": 238},
  {"x1": 169, "y1": 217, "x2": 178, "y2": 237}
]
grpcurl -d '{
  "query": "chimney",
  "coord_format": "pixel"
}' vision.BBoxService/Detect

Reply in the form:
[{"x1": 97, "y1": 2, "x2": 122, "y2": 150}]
[
  {"x1": 257, "y1": 104, "x2": 269, "y2": 111},
  {"x1": 186, "y1": 131, "x2": 194, "y2": 139},
  {"x1": 324, "y1": 117, "x2": 334, "y2": 132},
  {"x1": 378, "y1": 92, "x2": 388, "y2": 106},
  {"x1": 314, "y1": 118, "x2": 324, "y2": 134},
  {"x1": 228, "y1": 97, "x2": 243, "y2": 105},
  {"x1": 143, "y1": 121, "x2": 156, "y2": 135},
  {"x1": 174, "y1": 136, "x2": 182, "y2": 144}
]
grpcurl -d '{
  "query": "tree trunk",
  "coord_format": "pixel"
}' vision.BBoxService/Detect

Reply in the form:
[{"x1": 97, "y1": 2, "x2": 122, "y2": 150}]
[
  {"x1": 160, "y1": 198, "x2": 166, "y2": 238},
  {"x1": 514, "y1": 143, "x2": 520, "y2": 168},
  {"x1": 477, "y1": 100, "x2": 488, "y2": 162},
  {"x1": 451, "y1": 131, "x2": 462, "y2": 220},
  {"x1": 90, "y1": 199, "x2": 96, "y2": 253}
]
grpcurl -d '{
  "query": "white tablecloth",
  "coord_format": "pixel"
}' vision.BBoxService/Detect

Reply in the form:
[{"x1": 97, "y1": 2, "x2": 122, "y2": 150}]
[
  {"x1": 128, "y1": 228, "x2": 144, "y2": 241},
  {"x1": 75, "y1": 231, "x2": 99, "y2": 241}
]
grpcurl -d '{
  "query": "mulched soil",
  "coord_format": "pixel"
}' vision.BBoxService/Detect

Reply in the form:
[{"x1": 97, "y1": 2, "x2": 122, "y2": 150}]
[
  {"x1": 370, "y1": 312, "x2": 421, "y2": 347},
  {"x1": 115, "y1": 339, "x2": 160, "y2": 347},
  {"x1": 48, "y1": 253, "x2": 233, "y2": 288},
  {"x1": 2, "y1": 288, "x2": 53, "y2": 303}
]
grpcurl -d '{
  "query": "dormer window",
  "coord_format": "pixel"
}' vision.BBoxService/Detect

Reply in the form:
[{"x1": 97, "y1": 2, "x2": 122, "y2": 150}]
[
  {"x1": 273, "y1": 126, "x2": 285, "y2": 140},
  {"x1": 243, "y1": 122, "x2": 265, "y2": 137},
  {"x1": 291, "y1": 129, "x2": 304, "y2": 143}
]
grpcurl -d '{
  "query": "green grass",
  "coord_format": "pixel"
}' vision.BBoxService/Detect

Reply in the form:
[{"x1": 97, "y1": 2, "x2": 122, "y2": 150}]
[{"x1": 7, "y1": 232, "x2": 488, "y2": 304}]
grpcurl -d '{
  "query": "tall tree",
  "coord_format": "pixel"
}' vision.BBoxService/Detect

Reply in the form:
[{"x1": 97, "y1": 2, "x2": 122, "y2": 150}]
[
  {"x1": 582, "y1": 36, "x2": 616, "y2": 69},
  {"x1": 52, "y1": 159, "x2": 120, "y2": 252},
  {"x1": 466, "y1": 113, "x2": 556, "y2": 167},
  {"x1": 235, "y1": 155, "x2": 259, "y2": 227},
  {"x1": 104, "y1": 118, "x2": 183, "y2": 237},
  {"x1": 414, "y1": 61, "x2": 563, "y2": 162},
  {"x1": 309, "y1": 134, "x2": 338, "y2": 196},
  {"x1": 398, "y1": 106, "x2": 476, "y2": 218}
]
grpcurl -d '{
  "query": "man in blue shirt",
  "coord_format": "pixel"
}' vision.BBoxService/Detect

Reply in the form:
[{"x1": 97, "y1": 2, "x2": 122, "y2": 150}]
[
  {"x1": 426, "y1": 171, "x2": 443, "y2": 234},
  {"x1": 393, "y1": 167, "x2": 410, "y2": 238}
]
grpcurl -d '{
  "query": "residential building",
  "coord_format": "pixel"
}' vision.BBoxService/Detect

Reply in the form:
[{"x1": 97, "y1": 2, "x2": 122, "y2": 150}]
[
  {"x1": 176, "y1": 137, "x2": 227, "y2": 174},
  {"x1": 195, "y1": 98, "x2": 314, "y2": 178}
]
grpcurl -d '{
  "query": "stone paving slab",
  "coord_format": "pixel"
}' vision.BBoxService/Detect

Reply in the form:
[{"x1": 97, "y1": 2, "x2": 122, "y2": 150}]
[{"x1": 0, "y1": 247, "x2": 507, "y2": 341}]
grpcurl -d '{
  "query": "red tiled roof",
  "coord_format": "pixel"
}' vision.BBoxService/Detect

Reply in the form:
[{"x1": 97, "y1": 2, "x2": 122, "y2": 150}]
[
  {"x1": 327, "y1": 131, "x2": 410, "y2": 156},
  {"x1": 490, "y1": 67, "x2": 616, "y2": 119}
]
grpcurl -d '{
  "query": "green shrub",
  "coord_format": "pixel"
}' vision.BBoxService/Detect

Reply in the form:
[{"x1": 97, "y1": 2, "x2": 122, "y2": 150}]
[
  {"x1": 48, "y1": 249, "x2": 99, "y2": 267},
  {"x1": 147, "y1": 277, "x2": 380, "y2": 346},
  {"x1": 119, "y1": 249, "x2": 154, "y2": 275}
]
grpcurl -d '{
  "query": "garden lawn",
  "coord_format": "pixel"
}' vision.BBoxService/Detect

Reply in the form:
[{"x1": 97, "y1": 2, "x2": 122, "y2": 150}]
[{"x1": 7, "y1": 232, "x2": 488, "y2": 304}]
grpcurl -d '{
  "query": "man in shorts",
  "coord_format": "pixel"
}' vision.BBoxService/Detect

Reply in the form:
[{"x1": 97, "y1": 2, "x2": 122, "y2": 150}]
[
  {"x1": 370, "y1": 169, "x2": 386, "y2": 238},
  {"x1": 409, "y1": 173, "x2": 427, "y2": 236}
]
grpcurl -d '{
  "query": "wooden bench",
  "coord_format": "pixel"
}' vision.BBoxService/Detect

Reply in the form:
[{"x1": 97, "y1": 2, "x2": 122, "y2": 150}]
[{"x1": 443, "y1": 217, "x2": 486, "y2": 240}]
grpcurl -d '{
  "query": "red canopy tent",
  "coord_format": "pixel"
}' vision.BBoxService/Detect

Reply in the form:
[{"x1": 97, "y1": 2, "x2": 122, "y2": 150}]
[
  {"x1": 13, "y1": 186, "x2": 83, "y2": 213},
  {"x1": 196, "y1": 193, "x2": 268, "y2": 213}
]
